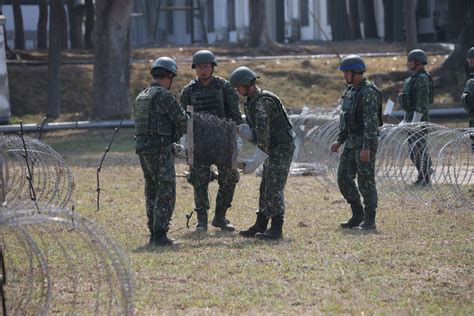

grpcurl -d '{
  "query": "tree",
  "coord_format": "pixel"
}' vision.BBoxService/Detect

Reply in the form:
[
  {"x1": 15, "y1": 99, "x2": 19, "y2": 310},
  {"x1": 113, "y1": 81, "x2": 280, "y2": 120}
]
[
  {"x1": 434, "y1": 0, "x2": 474, "y2": 86},
  {"x1": 405, "y1": 0, "x2": 417, "y2": 52},
  {"x1": 248, "y1": 0, "x2": 272, "y2": 48},
  {"x1": 361, "y1": 0, "x2": 378, "y2": 39},
  {"x1": 12, "y1": 0, "x2": 24, "y2": 49},
  {"x1": 67, "y1": 0, "x2": 85, "y2": 48},
  {"x1": 37, "y1": 0, "x2": 48, "y2": 49},
  {"x1": 47, "y1": 0, "x2": 63, "y2": 119},
  {"x1": 92, "y1": 0, "x2": 134, "y2": 119},
  {"x1": 348, "y1": 0, "x2": 361, "y2": 39},
  {"x1": 84, "y1": 0, "x2": 94, "y2": 48},
  {"x1": 328, "y1": 0, "x2": 352, "y2": 41}
]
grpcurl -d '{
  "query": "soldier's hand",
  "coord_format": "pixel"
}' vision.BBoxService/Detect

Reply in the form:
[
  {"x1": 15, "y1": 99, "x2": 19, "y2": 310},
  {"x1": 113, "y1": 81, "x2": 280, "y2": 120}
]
[
  {"x1": 331, "y1": 142, "x2": 341, "y2": 153},
  {"x1": 360, "y1": 149, "x2": 370, "y2": 163}
]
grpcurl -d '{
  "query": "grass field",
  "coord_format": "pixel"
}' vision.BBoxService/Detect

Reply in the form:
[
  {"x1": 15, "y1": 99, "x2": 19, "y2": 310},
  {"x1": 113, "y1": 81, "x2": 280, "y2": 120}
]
[{"x1": 31, "y1": 128, "x2": 474, "y2": 314}]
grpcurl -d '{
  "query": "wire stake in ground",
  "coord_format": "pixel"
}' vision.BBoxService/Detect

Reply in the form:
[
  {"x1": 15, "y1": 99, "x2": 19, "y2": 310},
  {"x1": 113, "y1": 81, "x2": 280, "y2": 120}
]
[
  {"x1": 18, "y1": 121, "x2": 40, "y2": 212},
  {"x1": 96, "y1": 119, "x2": 123, "y2": 211}
]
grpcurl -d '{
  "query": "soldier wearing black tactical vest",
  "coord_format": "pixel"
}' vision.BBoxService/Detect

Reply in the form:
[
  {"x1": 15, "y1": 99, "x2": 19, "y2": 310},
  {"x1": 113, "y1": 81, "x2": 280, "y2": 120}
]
[
  {"x1": 398, "y1": 49, "x2": 434, "y2": 185},
  {"x1": 135, "y1": 57, "x2": 188, "y2": 246},
  {"x1": 461, "y1": 47, "x2": 474, "y2": 152},
  {"x1": 180, "y1": 50, "x2": 244, "y2": 232},
  {"x1": 230, "y1": 66, "x2": 295, "y2": 240},
  {"x1": 331, "y1": 55, "x2": 382, "y2": 231}
]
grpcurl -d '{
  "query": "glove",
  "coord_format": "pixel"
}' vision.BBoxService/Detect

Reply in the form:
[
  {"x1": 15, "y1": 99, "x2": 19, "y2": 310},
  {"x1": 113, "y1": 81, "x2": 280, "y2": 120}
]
[
  {"x1": 172, "y1": 143, "x2": 187, "y2": 159},
  {"x1": 238, "y1": 124, "x2": 254, "y2": 141},
  {"x1": 412, "y1": 111, "x2": 423, "y2": 123},
  {"x1": 242, "y1": 147, "x2": 269, "y2": 174}
]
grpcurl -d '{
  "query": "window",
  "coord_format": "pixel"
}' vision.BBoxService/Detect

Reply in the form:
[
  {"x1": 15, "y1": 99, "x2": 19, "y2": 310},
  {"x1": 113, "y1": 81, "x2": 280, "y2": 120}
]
[
  {"x1": 228, "y1": 0, "x2": 236, "y2": 31},
  {"x1": 300, "y1": 0, "x2": 309, "y2": 26},
  {"x1": 207, "y1": 0, "x2": 214, "y2": 32},
  {"x1": 166, "y1": 0, "x2": 174, "y2": 35}
]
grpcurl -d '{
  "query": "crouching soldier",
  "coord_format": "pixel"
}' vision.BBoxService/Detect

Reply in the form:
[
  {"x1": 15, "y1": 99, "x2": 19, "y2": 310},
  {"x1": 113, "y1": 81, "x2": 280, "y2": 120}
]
[
  {"x1": 135, "y1": 57, "x2": 188, "y2": 246},
  {"x1": 230, "y1": 66, "x2": 295, "y2": 240}
]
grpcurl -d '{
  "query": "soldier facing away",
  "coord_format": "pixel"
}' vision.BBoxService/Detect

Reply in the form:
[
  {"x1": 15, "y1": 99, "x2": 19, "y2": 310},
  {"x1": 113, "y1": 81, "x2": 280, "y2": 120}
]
[
  {"x1": 331, "y1": 55, "x2": 382, "y2": 231},
  {"x1": 461, "y1": 47, "x2": 474, "y2": 152},
  {"x1": 230, "y1": 66, "x2": 295, "y2": 240},
  {"x1": 398, "y1": 49, "x2": 434, "y2": 185},
  {"x1": 134, "y1": 57, "x2": 188, "y2": 246},
  {"x1": 180, "y1": 50, "x2": 244, "y2": 232}
]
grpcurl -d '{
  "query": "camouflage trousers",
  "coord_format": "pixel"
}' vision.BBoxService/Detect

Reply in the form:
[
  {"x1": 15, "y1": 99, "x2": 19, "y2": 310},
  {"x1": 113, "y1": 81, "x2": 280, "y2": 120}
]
[
  {"x1": 337, "y1": 145, "x2": 378, "y2": 210},
  {"x1": 259, "y1": 142, "x2": 295, "y2": 218},
  {"x1": 138, "y1": 146, "x2": 176, "y2": 235},
  {"x1": 408, "y1": 127, "x2": 432, "y2": 178},
  {"x1": 469, "y1": 113, "x2": 474, "y2": 151},
  {"x1": 188, "y1": 163, "x2": 239, "y2": 214}
]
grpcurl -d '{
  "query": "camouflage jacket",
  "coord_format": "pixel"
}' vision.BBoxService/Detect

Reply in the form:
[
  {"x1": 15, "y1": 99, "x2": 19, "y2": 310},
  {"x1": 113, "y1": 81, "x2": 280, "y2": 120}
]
[
  {"x1": 244, "y1": 88, "x2": 294, "y2": 154},
  {"x1": 461, "y1": 74, "x2": 474, "y2": 115},
  {"x1": 180, "y1": 76, "x2": 244, "y2": 124},
  {"x1": 337, "y1": 78, "x2": 381, "y2": 150},
  {"x1": 134, "y1": 82, "x2": 188, "y2": 154},
  {"x1": 398, "y1": 69, "x2": 433, "y2": 122}
]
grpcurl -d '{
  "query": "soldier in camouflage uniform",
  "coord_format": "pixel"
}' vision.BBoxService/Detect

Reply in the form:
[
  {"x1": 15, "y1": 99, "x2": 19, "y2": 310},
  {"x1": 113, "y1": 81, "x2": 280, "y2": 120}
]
[
  {"x1": 398, "y1": 49, "x2": 434, "y2": 185},
  {"x1": 180, "y1": 50, "x2": 244, "y2": 232},
  {"x1": 331, "y1": 55, "x2": 382, "y2": 231},
  {"x1": 461, "y1": 47, "x2": 474, "y2": 152},
  {"x1": 229, "y1": 66, "x2": 295, "y2": 240},
  {"x1": 135, "y1": 57, "x2": 188, "y2": 246}
]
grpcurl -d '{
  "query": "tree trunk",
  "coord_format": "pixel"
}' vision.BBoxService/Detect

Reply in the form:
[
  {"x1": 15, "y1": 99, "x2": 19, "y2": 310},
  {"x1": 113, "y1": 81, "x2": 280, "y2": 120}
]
[
  {"x1": 405, "y1": 0, "x2": 417, "y2": 52},
  {"x1": 47, "y1": 0, "x2": 63, "y2": 119},
  {"x1": 362, "y1": 0, "x2": 378, "y2": 38},
  {"x1": 59, "y1": 2, "x2": 68, "y2": 48},
  {"x1": 248, "y1": 0, "x2": 268, "y2": 47},
  {"x1": 92, "y1": 0, "x2": 134, "y2": 119},
  {"x1": 434, "y1": 0, "x2": 474, "y2": 86},
  {"x1": 348, "y1": 0, "x2": 361, "y2": 39},
  {"x1": 84, "y1": 0, "x2": 94, "y2": 48},
  {"x1": 329, "y1": 0, "x2": 352, "y2": 41},
  {"x1": 68, "y1": 0, "x2": 85, "y2": 49},
  {"x1": 383, "y1": 0, "x2": 394, "y2": 41},
  {"x1": 12, "y1": 0, "x2": 25, "y2": 50},
  {"x1": 37, "y1": 0, "x2": 48, "y2": 49}
]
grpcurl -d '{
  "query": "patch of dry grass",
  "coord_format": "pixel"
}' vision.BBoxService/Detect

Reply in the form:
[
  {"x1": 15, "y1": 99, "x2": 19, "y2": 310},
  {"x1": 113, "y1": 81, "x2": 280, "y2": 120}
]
[
  {"x1": 8, "y1": 46, "x2": 452, "y2": 123},
  {"x1": 33, "y1": 129, "x2": 474, "y2": 314}
]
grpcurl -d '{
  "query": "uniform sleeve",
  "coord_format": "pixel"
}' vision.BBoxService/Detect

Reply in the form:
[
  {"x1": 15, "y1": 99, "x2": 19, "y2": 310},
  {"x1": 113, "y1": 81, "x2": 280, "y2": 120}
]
[
  {"x1": 160, "y1": 92, "x2": 189, "y2": 137},
  {"x1": 223, "y1": 81, "x2": 244, "y2": 124},
  {"x1": 253, "y1": 97, "x2": 273, "y2": 153},
  {"x1": 336, "y1": 116, "x2": 348, "y2": 144},
  {"x1": 362, "y1": 88, "x2": 380, "y2": 149},
  {"x1": 414, "y1": 75, "x2": 432, "y2": 115},
  {"x1": 179, "y1": 86, "x2": 191, "y2": 110}
]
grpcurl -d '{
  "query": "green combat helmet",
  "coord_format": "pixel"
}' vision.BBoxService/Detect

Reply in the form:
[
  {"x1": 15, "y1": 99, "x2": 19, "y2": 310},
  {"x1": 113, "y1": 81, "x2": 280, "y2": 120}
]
[
  {"x1": 467, "y1": 47, "x2": 474, "y2": 59},
  {"x1": 407, "y1": 49, "x2": 428, "y2": 65},
  {"x1": 229, "y1": 66, "x2": 257, "y2": 88},
  {"x1": 191, "y1": 50, "x2": 217, "y2": 68},
  {"x1": 151, "y1": 57, "x2": 178, "y2": 76},
  {"x1": 339, "y1": 54, "x2": 366, "y2": 73}
]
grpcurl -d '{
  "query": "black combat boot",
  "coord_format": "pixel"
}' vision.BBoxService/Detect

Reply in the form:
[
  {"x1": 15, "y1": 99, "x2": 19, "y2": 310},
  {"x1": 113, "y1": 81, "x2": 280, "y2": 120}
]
[
  {"x1": 258, "y1": 215, "x2": 284, "y2": 240},
  {"x1": 211, "y1": 207, "x2": 235, "y2": 231},
  {"x1": 154, "y1": 230, "x2": 175, "y2": 246},
  {"x1": 195, "y1": 209, "x2": 208, "y2": 232},
  {"x1": 239, "y1": 212, "x2": 269, "y2": 238},
  {"x1": 356, "y1": 209, "x2": 377, "y2": 231},
  {"x1": 340, "y1": 201, "x2": 364, "y2": 229}
]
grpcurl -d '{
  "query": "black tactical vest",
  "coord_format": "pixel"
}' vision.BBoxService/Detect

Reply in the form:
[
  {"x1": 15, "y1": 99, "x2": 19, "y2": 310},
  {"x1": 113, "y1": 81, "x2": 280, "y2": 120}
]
[{"x1": 189, "y1": 77, "x2": 226, "y2": 118}]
